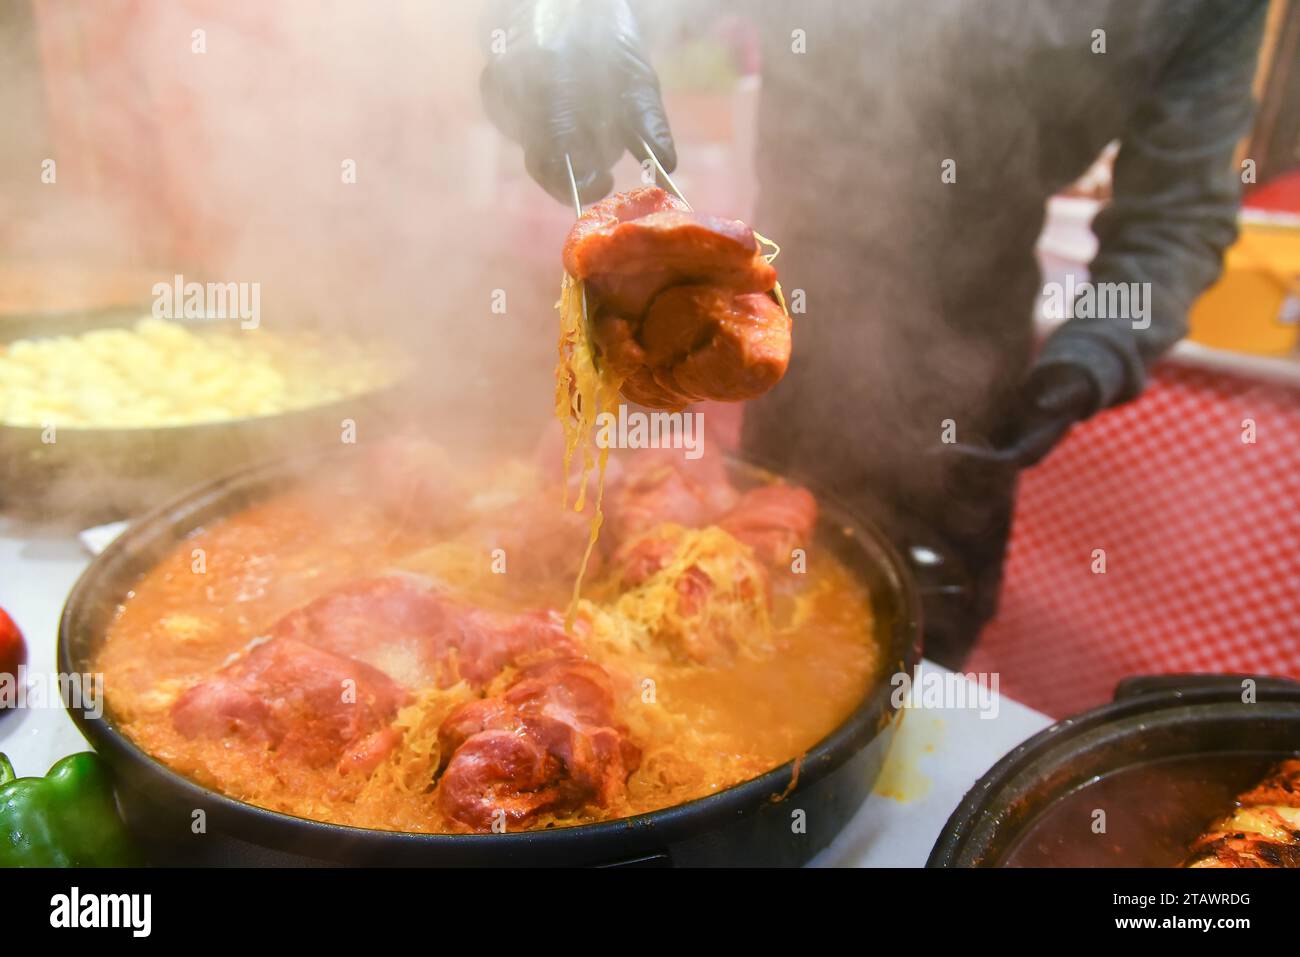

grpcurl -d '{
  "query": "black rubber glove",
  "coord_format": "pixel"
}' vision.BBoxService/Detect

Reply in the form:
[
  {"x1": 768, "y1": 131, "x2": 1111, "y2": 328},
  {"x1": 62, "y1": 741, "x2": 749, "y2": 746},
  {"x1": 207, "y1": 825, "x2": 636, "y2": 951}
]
[
  {"x1": 938, "y1": 363, "x2": 1100, "y2": 473},
  {"x1": 990, "y1": 363, "x2": 1100, "y2": 468},
  {"x1": 481, "y1": 0, "x2": 677, "y2": 205}
]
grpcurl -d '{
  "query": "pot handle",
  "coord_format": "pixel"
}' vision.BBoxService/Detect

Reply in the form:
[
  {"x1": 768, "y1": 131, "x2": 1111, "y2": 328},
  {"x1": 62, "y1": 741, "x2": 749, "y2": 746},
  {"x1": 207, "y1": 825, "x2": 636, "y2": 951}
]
[
  {"x1": 1113, "y1": 673, "x2": 1300, "y2": 702},
  {"x1": 903, "y1": 540, "x2": 973, "y2": 601}
]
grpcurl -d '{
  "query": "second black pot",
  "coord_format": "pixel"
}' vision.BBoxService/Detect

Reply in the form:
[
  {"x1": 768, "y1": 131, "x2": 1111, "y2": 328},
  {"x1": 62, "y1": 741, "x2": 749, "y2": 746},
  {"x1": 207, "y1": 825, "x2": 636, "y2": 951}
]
[{"x1": 928, "y1": 674, "x2": 1300, "y2": 868}]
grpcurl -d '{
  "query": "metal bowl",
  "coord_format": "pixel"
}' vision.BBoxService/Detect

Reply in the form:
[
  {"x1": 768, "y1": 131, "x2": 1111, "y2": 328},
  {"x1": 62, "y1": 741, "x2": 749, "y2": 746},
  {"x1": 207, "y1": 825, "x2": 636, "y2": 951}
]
[{"x1": 0, "y1": 385, "x2": 408, "y2": 523}]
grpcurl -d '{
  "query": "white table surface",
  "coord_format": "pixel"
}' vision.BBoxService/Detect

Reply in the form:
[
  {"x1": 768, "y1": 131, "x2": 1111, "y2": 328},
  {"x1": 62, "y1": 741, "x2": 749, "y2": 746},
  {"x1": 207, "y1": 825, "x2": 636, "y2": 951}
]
[
  {"x1": 812, "y1": 686, "x2": 1052, "y2": 867},
  {"x1": 0, "y1": 516, "x2": 1053, "y2": 867}
]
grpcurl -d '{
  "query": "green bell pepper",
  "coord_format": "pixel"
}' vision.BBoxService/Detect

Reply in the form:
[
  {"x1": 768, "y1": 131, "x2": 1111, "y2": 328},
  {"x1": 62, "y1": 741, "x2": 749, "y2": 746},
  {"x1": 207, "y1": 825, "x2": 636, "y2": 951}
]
[{"x1": 0, "y1": 751, "x2": 139, "y2": 867}]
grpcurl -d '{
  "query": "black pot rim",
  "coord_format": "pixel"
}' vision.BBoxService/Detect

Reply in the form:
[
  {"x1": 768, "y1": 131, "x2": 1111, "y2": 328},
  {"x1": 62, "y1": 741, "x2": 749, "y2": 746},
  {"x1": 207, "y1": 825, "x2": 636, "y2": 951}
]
[
  {"x1": 926, "y1": 676, "x2": 1300, "y2": 868},
  {"x1": 59, "y1": 447, "x2": 921, "y2": 856}
]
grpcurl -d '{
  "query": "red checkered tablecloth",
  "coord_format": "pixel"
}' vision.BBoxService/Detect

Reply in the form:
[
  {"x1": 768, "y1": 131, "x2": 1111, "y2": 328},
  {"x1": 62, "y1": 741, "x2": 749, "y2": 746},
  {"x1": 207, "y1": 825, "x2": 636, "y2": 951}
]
[{"x1": 969, "y1": 362, "x2": 1300, "y2": 718}]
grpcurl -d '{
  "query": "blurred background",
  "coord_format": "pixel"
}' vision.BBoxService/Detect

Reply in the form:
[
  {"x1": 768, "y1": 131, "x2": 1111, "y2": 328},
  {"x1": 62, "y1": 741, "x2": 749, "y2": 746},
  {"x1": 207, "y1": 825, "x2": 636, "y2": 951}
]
[{"x1": 0, "y1": 1, "x2": 772, "y2": 437}]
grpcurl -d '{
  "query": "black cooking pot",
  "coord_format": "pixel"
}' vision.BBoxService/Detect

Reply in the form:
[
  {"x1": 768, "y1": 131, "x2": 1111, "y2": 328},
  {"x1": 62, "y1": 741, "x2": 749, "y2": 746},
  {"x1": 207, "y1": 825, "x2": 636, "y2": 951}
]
[
  {"x1": 59, "y1": 449, "x2": 920, "y2": 866},
  {"x1": 928, "y1": 674, "x2": 1300, "y2": 867}
]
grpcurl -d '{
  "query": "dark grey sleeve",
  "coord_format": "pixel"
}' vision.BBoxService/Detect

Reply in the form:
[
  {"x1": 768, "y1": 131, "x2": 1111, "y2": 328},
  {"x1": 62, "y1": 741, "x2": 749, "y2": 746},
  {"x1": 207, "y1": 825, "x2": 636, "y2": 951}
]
[{"x1": 1037, "y1": 0, "x2": 1268, "y2": 408}]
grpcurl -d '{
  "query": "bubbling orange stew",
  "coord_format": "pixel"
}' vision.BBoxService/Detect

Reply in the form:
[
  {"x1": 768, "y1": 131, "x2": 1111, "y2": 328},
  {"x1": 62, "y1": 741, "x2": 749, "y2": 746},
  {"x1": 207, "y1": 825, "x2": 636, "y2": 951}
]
[{"x1": 97, "y1": 439, "x2": 880, "y2": 833}]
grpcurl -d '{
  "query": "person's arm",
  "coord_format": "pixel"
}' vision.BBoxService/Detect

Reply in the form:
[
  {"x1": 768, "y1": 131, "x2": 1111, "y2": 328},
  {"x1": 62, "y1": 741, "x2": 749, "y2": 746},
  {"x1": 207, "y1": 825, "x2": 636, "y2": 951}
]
[
  {"x1": 987, "y1": 0, "x2": 1268, "y2": 469},
  {"x1": 1035, "y1": 0, "x2": 1268, "y2": 407}
]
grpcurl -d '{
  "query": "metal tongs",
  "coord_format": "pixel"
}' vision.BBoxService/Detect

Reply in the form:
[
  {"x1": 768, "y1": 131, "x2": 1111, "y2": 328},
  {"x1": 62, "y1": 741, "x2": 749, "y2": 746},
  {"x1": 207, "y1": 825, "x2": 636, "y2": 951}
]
[{"x1": 564, "y1": 139, "x2": 690, "y2": 371}]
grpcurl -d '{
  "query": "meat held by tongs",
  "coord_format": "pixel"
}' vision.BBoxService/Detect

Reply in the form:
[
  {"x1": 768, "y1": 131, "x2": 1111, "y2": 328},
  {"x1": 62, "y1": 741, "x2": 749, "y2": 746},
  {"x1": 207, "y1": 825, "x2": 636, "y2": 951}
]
[{"x1": 562, "y1": 185, "x2": 791, "y2": 410}]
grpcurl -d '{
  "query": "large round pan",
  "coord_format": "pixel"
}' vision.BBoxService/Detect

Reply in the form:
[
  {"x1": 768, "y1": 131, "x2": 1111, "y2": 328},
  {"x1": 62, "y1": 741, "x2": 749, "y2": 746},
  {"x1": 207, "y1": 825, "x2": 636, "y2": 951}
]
[
  {"x1": 58, "y1": 448, "x2": 921, "y2": 867},
  {"x1": 0, "y1": 310, "x2": 413, "y2": 522},
  {"x1": 0, "y1": 385, "x2": 408, "y2": 523}
]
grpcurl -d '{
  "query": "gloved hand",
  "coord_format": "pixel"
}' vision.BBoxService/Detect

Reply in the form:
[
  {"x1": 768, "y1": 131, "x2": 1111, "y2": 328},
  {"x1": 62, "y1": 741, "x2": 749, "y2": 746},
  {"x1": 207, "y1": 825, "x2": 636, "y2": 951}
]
[
  {"x1": 990, "y1": 362, "x2": 1100, "y2": 468},
  {"x1": 937, "y1": 362, "x2": 1100, "y2": 472},
  {"x1": 481, "y1": 0, "x2": 677, "y2": 205}
]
